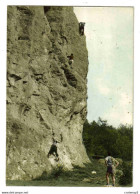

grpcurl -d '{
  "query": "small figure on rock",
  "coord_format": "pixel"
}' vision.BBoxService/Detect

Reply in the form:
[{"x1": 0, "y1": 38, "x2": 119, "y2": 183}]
[
  {"x1": 67, "y1": 53, "x2": 74, "y2": 67},
  {"x1": 48, "y1": 139, "x2": 59, "y2": 161},
  {"x1": 44, "y1": 6, "x2": 51, "y2": 14},
  {"x1": 105, "y1": 152, "x2": 119, "y2": 187},
  {"x1": 79, "y1": 22, "x2": 85, "y2": 35}
]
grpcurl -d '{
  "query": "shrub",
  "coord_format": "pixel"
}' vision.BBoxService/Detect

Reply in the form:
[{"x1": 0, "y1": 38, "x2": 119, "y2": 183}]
[
  {"x1": 50, "y1": 164, "x2": 65, "y2": 178},
  {"x1": 119, "y1": 161, "x2": 132, "y2": 185}
]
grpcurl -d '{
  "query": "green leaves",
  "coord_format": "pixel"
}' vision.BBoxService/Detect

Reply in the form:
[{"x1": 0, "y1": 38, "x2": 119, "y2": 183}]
[{"x1": 83, "y1": 118, "x2": 133, "y2": 160}]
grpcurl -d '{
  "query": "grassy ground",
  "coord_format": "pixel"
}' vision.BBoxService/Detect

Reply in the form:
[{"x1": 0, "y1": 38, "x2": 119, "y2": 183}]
[{"x1": 6, "y1": 159, "x2": 131, "y2": 187}]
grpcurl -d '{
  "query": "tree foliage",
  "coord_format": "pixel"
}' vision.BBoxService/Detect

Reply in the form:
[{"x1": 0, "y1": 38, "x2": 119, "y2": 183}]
[
  {"x1": 119, "y1": 161, "x2": 132, "y2": 185},
  {"x1": 83, "y1": 118, "x2": 133, "y2": 160}
]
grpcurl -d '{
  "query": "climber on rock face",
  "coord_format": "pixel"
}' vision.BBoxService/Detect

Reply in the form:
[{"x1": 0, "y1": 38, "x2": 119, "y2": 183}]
[
  {"x1": 79, "y1": 22, "x2": 85, "y2": 35},
  {"x1": 47, "y1": 139, "x2": 59, "y2": 161},
  {"x1": 67, "y1": 53, "x2": 74, "y2": 66}
]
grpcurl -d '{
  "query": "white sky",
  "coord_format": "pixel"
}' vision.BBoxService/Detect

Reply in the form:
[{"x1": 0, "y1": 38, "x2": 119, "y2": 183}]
[{"x1": 74, "y1": 7, "x2": 134, "y2": 127}]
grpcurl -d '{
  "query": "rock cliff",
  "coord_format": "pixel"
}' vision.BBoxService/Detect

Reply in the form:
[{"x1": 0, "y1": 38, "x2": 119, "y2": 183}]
[{"x1": 6, "y1": 6, "x2": 90, "y2": 180}]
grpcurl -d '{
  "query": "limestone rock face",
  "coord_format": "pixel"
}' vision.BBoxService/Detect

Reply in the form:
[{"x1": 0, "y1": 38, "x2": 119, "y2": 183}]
[{"x1": 6, "y1": 6, "x2": 90, "y2": 180}]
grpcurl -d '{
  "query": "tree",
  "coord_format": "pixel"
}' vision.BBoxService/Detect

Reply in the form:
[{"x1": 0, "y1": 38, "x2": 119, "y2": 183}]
[{"x1": 82, "y1": 119, "x2": 133, "y2": 160}]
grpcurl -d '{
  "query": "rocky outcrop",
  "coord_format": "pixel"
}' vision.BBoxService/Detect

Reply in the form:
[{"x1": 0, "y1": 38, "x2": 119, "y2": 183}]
[{"x1": 6, "y1": 6, "x2": 90, "y2": 180}]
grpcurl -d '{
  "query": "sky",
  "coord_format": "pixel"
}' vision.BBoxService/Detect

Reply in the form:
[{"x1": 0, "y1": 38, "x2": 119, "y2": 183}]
[{"x1": 74, "y1": 7, "x2": 134, "y2": 127}]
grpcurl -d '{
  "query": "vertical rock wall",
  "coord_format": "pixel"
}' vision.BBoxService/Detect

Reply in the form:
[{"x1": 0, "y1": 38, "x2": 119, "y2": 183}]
[{"x1": 6, "y1": 6, "x2": 90, "y2": 180}]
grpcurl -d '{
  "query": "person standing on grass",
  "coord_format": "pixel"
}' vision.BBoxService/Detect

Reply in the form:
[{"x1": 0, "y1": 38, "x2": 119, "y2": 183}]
[{"x1": 105, "y1": 152, "x2": 119, "y2": 186}]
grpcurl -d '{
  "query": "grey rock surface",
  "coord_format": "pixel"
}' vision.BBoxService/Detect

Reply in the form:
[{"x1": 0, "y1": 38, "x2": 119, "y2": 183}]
[{"x1": 6, "y1": 6, "x2": 90, "y2": 180}]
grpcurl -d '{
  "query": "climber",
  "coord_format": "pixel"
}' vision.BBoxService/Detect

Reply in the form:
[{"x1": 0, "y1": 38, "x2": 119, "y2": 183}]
[
  {"x1": 105, "y1": 152, "x2": 119, "y2": 186},
  {"x1": 47, "y1": 139, "x2": 59, "y2": 161},
  {"x1": 79, "y1": 22, "x2": 85, "y2": 35},
  {"x1": 67, "y1": 53, "x2": 74, "y2": 66},
  {"x1": 44, "y1": 6, "x2": 51, "y2": 14}
]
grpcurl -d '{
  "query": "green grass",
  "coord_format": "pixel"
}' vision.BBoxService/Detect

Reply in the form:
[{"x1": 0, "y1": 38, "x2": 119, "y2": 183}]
[{"x1": 6, "y1": 159, "x2": 132, "y2": 187}]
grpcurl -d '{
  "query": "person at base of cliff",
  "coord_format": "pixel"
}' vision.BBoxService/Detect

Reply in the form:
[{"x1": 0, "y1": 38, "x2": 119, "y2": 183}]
[
  {"x1": 67, "y1": 53, "x2": 74, "y2": 67},
  {"x1": 47, "y1": 139, "x2": 59, "y2": 161},
  {"x1": 105, "y1": 152, "x2": 119, "y2": 186},
  {"x1": 79, "y1": 22, "x2": 85, "y2": 35}
]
